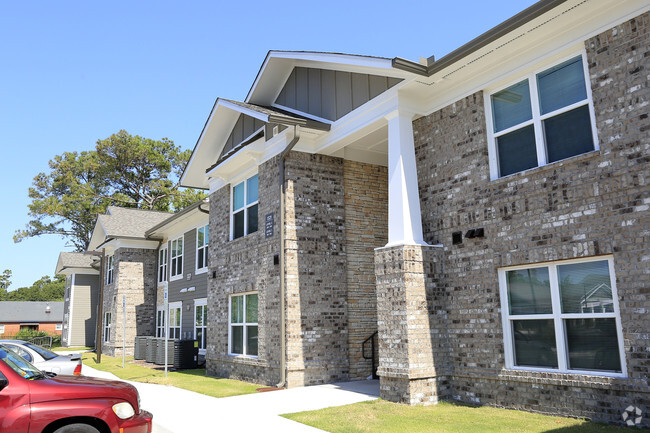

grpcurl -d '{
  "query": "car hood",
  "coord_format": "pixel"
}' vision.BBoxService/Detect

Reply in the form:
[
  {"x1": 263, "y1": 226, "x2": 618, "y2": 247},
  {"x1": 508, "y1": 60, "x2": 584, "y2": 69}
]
[{"x1": 28, "y1": 375, "x2": 139, "y2": 409}]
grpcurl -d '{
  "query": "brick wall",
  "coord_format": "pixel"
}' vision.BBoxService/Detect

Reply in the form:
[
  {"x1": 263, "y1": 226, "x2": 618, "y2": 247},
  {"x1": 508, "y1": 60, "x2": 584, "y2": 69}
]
[
  {"x1": 284, "y1": 152, "x2": 349, "y2": 387},
  {"x1": 102, "y1": 247, "x2": 157, "y2": 357},
  {"x1": 206, "y1": 155, "x2": 282, "y2": 386},
  {"x1": 343, "y1": 160, "x2": 388, "y2": 380},
  {"x1": 408, "y1": 12, "x2": 649, "y2": 425}
]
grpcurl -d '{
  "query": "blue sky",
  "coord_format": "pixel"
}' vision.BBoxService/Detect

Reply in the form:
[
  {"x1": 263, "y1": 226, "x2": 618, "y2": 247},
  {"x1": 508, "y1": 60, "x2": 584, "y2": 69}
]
[{"x1": 0, "y1": 0, "x2": 536, "y2": 290}]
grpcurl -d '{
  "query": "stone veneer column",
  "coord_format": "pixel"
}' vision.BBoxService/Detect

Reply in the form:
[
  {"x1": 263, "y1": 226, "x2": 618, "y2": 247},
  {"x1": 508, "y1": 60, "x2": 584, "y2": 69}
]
[{"x1": 375, "y1": 244, "x2": 449, "y2": 405}]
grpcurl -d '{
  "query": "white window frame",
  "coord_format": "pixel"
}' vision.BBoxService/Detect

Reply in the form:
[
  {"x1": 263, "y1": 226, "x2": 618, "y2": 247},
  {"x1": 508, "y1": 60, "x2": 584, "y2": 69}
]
[
  {"x1": 228, "y1": 292, "x2": 258, "y2": 358},
  {"x1": 103, "y1": 312, "x2": 112, "y2": 343},
  {"x1": 156, "y1": 306, "x2": 165, "y2": 338},
  {"x1": 168, "y1": 301, "x2": 182, "y2": 339},
  {"x1": 196, "y1": 225, "x2": 209, "y2": 273},
  {"x1": 485, "y1": 51, "x2": 599, "y2": 180},
  {"x1": 194, "y1": 298, "x2": 207, "y2": 355},
  {"x1": 158, "y1": 247, "x2": 168, "y2": 283},
  {"x1": 170, "y1": 237, "x2": 183, "y2": 281},
  {"x1": 55, "y1": 323, "x2": 62, "y2": 331},
  {"x1": 230, "y1": 173, "x2": 259, "y2": 240},
  {"x1": 106, "y1": 255, "x2": 114, "y2": 285},
  {"x1": 0, "y1": 325, "x2": 4, "y2": 334},
  {"x1": 498, "y1": 256, "x2": 626, "y2": 378}
]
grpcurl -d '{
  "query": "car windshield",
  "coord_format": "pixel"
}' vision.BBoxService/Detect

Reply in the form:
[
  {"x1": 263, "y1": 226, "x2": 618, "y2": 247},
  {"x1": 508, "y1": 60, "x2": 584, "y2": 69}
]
[
  {"x1": 23, "y1": 342, "x2": 58, "y2": 361},
  {"x1": 0, "y1": 344, "x2": 45, "y2": 380}
]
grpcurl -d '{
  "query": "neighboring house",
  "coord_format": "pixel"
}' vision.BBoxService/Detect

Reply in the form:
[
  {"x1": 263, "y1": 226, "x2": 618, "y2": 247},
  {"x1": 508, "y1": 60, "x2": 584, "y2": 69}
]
[
  {"x1": 180, "y1": 0, "x2": 649, "y2": 427},
  {"x1": 145, "y1": 200, "x2": 210, "y2": 354},
  {"x1": 0, "y1": 302, "x2": 64, "y2": 337},
  {"x1": 55, "y1": 252, "x2": 100, "y2": 347},
  {"x1": 86, "y1": 206, "x2": 171, "y2": 356}
]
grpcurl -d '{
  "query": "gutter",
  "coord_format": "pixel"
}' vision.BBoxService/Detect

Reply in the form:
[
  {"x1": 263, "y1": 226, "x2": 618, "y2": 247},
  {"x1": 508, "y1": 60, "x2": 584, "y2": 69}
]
[
  {"x1": 392, "y1": 0, "x2": 569, "y2": 77},
  {"x1": 276, "y1": 125, "x2": 300, "y2": 389}
]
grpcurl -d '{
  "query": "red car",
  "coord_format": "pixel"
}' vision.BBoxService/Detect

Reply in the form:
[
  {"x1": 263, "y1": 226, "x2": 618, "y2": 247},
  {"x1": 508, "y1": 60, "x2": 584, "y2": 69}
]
[{"x1": 0, "y1": 344, "x2": 152, "y2": 433}]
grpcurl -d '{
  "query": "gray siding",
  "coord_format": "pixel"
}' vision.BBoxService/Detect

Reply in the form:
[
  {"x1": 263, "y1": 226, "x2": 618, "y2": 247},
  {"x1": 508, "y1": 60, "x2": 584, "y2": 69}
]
[
  {"x1": 69, "y1": 274, "x2": 99, "y2": 347},
  {"x1": 218, "y1": 114, "x2": 265, "y2": 162},
  {"x1": 166, "y1": 227, "x2": 208, "y2": 340},
  {"x1": 275, "y1": 67, "x2": 402, "y2": 121}
]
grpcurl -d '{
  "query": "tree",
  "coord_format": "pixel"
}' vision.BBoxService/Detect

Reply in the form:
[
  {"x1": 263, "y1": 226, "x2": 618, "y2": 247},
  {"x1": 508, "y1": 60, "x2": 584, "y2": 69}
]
[
  {"x1": 0, "y1": 269, "x2": 11, "y2": 300},
  {"x1": 4, "y1": 274, "x2": 65, "y2": 301},
  {"x1": 15, "y1": 130, "x2": 204, "y2": 250}
]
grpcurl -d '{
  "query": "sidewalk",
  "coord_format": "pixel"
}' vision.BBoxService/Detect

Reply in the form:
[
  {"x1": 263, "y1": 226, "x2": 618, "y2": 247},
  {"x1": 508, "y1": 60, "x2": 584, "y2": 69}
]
[{"x1": 82, "y1": 365, "x2": 379, "y2": 433}]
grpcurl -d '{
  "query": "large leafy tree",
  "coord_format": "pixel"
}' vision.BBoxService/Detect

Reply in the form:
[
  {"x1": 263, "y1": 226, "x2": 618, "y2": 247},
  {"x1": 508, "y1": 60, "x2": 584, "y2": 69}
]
[
  {"x1": 0, "y1": 270, "x2": 11, "y2": 300},
  {"x1": 3, "y1": 274, "x2": 65, "y2": 302},
  {"x1": 15, "y1": 130, "x2": 204, "y2": 250}
]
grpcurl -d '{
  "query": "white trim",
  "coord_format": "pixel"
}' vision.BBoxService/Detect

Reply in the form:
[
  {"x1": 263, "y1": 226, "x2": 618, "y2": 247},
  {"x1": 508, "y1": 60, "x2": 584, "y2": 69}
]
[
  {"x1": 158, "y1": 246, "x2": 168, "y2": 283},
  {"x1": 270, "y1": 103, "x2": 334, "y2": 125},
  {"x1": 156, "y1": 306, "x2": 166, "y2": 338},
  {"x1": 67, "y1": 273, "x2": 76, "y2": 345},
  {"x1": 227, "y1": 292, "x2": 258, "y2": 358},
  {"x1": 194, "y1": 298, "x2": 207, "y2": 355},
  {"x1": 485, "y1": 51, "x2": 599, "y2": 180},
  {"x1": 195, "y1": 225, "x2": 209, "y2": 274},
  {"x1": 498, "y1": 255, "x2": 626, "y2": 378},
  {"x1": 230, "y1": 173, "x2": 259, "y2": 241},
  {"x1": 219, "y1": 100, "x2": 269, "y2": 123},
  {"x1": 106, "y1": 255, "x2": 114, "y2": 285},
  {"x1": 168, "y1": 301, "x2": 182, "y2": 339},
  {"x1": 170, "y1": 236, "x2": 184, "y2": 281}
]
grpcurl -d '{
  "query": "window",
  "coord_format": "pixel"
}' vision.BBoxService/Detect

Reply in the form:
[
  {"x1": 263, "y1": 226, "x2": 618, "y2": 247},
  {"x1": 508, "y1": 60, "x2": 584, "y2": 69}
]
[
  {"x1": 170, "y1": 237, "x2": 183, "y2": 280},
  {"x1": 487, "y1": 54, "x2": 597, "y2": 178},
  {"x1": 229, "y1": 293, "x2": 258, "y2": 356},
  {"x1": 168, "y1": 302, "x2": 181, "y2": 339},
  {"x1": 195, "y1": 299, "x2": 207, "y2": 354},
  {"x1": 158, "y1": 247, "x2": 168, "y2": 283},
  {"x1": 156, "y1": 307, "x2": 165, "y2": 338},
  {"x1": 103, "y1": 312, "x2": 112, "y2": 342},
  {"x1": 196, "y1": 225, "x2": 209, "y2": 272},
  {"x1": 55, "y1": 324, "x2": 62, "y2": 331},
  {"x1": 231, "y1": 174, "x2": 259, "y2": 240},
  {"x1": 0, "y1": 325, "x2": 4, "y2": 334},
  {"x1": 499, "y1": 257, "x2": 625, "y2": 376},
  {"x1": 106, "y1": 255, "x2": 114, "y2": 284}
]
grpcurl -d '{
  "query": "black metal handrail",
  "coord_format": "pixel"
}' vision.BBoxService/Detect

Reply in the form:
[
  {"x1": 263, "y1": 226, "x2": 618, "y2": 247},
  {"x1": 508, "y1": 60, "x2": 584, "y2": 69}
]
[{"x1": 362, "y1": 331, "x2": 378, "y2": 379}]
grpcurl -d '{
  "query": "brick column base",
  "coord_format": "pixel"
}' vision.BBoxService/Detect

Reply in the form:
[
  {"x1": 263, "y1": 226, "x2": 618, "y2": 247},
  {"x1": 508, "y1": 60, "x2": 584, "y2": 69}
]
[{"x1": 375, "y1": 244, "x2": 449, "y2": 405}]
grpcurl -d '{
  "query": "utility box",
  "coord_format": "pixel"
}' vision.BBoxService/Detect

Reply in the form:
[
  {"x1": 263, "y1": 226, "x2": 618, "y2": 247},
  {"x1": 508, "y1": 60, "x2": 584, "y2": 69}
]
[
  {"x1": 145, "y1": 337, "x2": 157, "y2": 363},
  {"x1": 134, "y1": 336, "x2": 148, "y2": 360},
  {"x1": 173, "y1": 340, "x2": 198, "y2": 369},
  {"x1": 154, "y1": 339, "x2": 176, "y2": 365}
]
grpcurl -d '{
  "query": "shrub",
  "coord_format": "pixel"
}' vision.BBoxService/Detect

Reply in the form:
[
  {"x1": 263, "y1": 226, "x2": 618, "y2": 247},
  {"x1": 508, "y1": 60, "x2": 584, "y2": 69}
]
[{"x1": 12, "y1": 330, "x2": 62, "y2": 348}]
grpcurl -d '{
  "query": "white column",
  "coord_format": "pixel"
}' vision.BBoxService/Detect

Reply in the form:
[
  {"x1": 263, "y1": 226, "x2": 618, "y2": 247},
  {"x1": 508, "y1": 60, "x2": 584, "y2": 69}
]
[{"x1": 385, "y1": 110, "x2": 428, "y2": 247}]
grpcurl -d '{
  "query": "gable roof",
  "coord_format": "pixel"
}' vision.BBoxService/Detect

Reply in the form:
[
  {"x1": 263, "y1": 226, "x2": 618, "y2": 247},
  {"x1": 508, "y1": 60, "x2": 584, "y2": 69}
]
[
  {"x1": 99, "y1": 206, "x2": 171, "y2": 238},
  {"x1": 55, "y1": 252, "x2": 98, "y2": 274},
  {"x1": 0, "y1": 301, "x2": 64, "y2": 323},
  {"x1": 87, "y1": 206, "x2": 172, "y2": 250}
]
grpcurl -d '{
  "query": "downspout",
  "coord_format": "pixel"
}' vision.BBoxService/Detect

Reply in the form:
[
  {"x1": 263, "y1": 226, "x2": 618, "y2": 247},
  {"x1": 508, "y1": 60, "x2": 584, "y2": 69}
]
[{"x1": 276, "y1": 125, "x2": 300, "y2": 388}]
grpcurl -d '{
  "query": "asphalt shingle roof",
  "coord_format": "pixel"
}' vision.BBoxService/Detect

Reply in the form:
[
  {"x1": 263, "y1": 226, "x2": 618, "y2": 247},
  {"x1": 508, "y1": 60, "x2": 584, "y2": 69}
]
[
  {"x1": 99, "y1": 206, "x2": 172, "y2": 239},
  {"x1": 0, "y1": 301, "x2": 64, "y2": 323}
]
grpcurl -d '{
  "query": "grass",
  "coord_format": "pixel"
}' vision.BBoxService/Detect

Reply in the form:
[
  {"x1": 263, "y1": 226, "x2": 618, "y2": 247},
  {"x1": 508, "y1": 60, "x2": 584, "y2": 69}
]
[
  {"x1": 82, "y1": 353, "x2": 261, "y2": 398},
  {"x1": 282, "y1": 400, "x2": 629, "y2": 433},
  {"x1": 54, "y1": 346, "x2": 93, "y2": 352}
]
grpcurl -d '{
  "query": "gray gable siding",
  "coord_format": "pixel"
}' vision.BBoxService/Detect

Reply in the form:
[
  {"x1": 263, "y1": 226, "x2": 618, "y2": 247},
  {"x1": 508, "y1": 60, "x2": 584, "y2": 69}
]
[
  {"x1": 275, "y1": 67, "x2": 402, "y2": 121},
  {"x1": 218, "y1": 114, "x2": 265, "y2": 163}
]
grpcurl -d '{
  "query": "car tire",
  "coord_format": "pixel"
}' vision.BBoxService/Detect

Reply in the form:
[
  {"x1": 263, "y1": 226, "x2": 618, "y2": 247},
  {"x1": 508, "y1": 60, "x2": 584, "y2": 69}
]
[{"x1": 53, "y1": 423, "x2": 101, "y2": 433}]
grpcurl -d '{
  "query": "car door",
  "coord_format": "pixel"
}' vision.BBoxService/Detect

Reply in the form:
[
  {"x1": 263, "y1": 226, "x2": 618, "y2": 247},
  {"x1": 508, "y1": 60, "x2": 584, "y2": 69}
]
[{"x1": 0, "y1": 364, "x2": 31, "y2": 432}]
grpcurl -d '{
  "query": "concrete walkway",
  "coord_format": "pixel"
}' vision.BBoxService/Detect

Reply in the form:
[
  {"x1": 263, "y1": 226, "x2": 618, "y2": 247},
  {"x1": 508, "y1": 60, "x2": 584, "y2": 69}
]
[{"x1": 82, "y1": 365, "x2": 379, "y2": 433}]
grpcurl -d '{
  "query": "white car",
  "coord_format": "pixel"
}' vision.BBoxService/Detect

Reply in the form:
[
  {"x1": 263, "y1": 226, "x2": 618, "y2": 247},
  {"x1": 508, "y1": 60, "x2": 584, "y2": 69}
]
[{"x1": 0, "y1": 340, "x2": 82, "y2": 376}]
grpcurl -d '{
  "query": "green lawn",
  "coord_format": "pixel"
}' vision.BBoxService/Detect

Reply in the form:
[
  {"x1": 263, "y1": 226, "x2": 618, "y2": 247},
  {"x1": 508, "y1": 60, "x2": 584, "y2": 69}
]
[
  {"x1": 82, "y1": 353, "x2": 261, "y2": 398},
  {"x1": 55, "y1": 346, "x2": 93, "y2": 352},
  {"x1": 283, "y1": 400, "x2": 628, "y2": 433}
]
